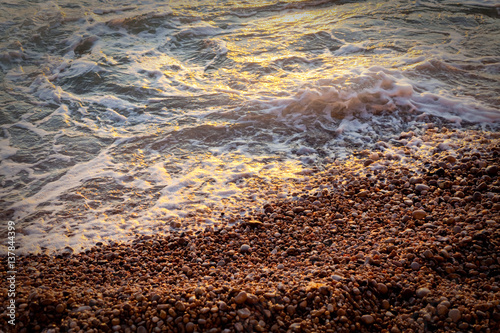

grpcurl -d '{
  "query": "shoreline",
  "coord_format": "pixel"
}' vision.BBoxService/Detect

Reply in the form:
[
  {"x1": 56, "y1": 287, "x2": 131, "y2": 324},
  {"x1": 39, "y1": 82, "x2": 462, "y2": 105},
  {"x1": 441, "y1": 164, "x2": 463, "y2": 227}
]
[{"x1": 1, "y1": 127, "x2": 499, "y2": 332}]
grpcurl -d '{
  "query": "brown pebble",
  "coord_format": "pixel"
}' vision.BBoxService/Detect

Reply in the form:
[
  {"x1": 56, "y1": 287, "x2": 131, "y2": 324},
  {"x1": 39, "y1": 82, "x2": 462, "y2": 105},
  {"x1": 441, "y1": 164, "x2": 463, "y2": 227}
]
[
  {"x1": 175, "y1": 301, "x2": 186, "y2": 312},
  {"x1": 246, "y1": 293, "x2": 259, "y2": 305},
  {"x1": 234, "y1": 322, "x2": 244, "y2": 332},
  {"x1": 235, "y1": 291, "x2": 248, "y2": 304},
  {"x1": 361, "y1": 314, "x2": 375, "y2": 324},
  {"x1": 423, "y1": 249, "x2": 433, "y2": 258},
  {"x1": 185, "y1": 322, "x2": 195, "y2": 333},
  {"x1": 437, "y1": 303, "x2": 448, "y2": 316},
  {"x1": 237, "y1": 308, "x2": 251, "y2": 319},
  {"x1": 438, "y1": 180, "x2": 452, "y2": 189},
  {"x1": 448, "y1": 308, "x2": 461, "y2": 322},
  {"x1": 415, "y1": 184, "x2": 429, "y2": 192},
  {"x1": 410, "y1": 262, "x2": 421, "y2": 270},
  {"x1": 486, "y1": 165, "x2": 498, "y2": 176},
  {"x1": 55, "y1": 304, "x2": 66, "y2": 313},
  {"x1": 416, "y1": 287, "x2": 430, "y2": 298},
  {"x1": 390, "y1": 326, "x2": 401, "y2": 333},
  {"x1": 218, "y1": 301, "x2": 228, "y2": 311},
  {"x1": 446, "y1": 156, "x2": 457, "y2": 163},
  {"x1": 240, "y1": 244, "x2": 251, "y2": 254},
  {"x1": 181, "y1": 265, "x2": 192, "y2": 276},
  {"x1": 377, "y1": 283, "x2": 388, "y2": 294},
  {"x1": 357, "y1": 190, "x2": 369, "y2": 198},
  {"x1": 412, "y1": 210, "x2": 427, "y2": 219}
]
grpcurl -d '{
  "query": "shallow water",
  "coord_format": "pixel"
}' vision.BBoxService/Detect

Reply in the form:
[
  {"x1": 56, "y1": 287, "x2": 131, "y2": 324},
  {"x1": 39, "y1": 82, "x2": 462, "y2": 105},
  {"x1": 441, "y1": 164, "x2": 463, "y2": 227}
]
[{"x1": 1, "y1": 0, "x2": 499, "y2": 254}]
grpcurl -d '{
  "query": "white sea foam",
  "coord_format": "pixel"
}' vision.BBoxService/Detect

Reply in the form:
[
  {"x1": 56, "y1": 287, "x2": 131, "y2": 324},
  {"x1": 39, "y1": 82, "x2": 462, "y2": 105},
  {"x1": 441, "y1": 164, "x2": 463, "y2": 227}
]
[
  {"x1": 85, "y1": 95, "x2": 142, "y2": 110},
  {"x1": 174, "y1": 22, "x2": 222, "y2": 38},
  {"x1": 334, "y1": 43, "x2": 365, "y2": 56}
]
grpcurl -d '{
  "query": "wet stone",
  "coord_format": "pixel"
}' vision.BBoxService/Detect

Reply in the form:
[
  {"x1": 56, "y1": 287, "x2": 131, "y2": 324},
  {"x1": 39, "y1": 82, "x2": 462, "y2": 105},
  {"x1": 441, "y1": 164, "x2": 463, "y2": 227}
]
[
  {"x1": 234, "y1": 323, "x2": 244, "y2": 332},
  {"x1": 175, "y1": 301, "x2": 186, "y2": 312},
  {"x1": 448, "y1": 308, "x2": 461, "y2": 322},
  {"x1": 246, "y1": 293, "x2": 259, "y2": 305},
  {"x1": 486, "y1": 165, "x2": 498, "y2": 176},
  {"x1": 416, "y1": 287, "x2": 430, "y2": 298},
  {"x1": 237, "y1": 308, "x2": 251, "y2": 319},
  {"x1": 185, "y1": 322, "x2": 195, "y2": 333},
  {"x1": 377, "y1": 283, "x2": 388, "y2": 294},
  {"x1": 423, "y1": 249, "x2": 433, "y2": 258},
  {"x1": 235, "y1": 291, "x2": 248, "y2": 304},
  {"x1": 415, "y1": 184, "x2": 429, "y2": 192},
  {"x1": 361, "y1": 314, "x2": 375, "y2": 324},
  {"x1": 240, "y1": 244, "x2": 251, "y2": 254},
  {"x1": 332, "y1": 275, "x2": 343, "y2": 281},
  {"x1": 412, "y1": 210, "x2": 427, "y2": 220},
  {"x1": 437, "y1": 303, "x2": 449, "y2": 316}
]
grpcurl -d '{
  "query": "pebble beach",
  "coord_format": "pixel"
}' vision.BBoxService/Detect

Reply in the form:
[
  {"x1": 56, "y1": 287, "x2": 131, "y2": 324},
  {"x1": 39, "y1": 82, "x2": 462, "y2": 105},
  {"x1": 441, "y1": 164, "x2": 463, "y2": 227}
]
[{"x1": 1, "y1": 126, "x2": 499, "y2": 332}]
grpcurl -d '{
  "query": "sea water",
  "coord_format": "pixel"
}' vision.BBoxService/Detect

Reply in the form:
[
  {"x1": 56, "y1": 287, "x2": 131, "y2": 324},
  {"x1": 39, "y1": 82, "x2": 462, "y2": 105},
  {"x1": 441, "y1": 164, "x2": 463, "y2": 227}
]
[{"x1": 0, "y1": 0, "x2": 499, "y2": 254}]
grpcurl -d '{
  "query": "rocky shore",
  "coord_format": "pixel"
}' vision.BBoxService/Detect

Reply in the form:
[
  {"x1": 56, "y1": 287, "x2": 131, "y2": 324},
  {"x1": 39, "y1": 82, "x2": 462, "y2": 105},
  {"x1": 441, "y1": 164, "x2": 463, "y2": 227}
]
[{"x1": 1, "y1": 127, "x2": 499, "y2": 332}]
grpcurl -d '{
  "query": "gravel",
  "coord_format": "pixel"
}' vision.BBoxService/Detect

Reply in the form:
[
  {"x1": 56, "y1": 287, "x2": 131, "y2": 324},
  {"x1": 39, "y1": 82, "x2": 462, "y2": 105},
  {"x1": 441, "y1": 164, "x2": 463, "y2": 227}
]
[{"x1": 1, "y1": 127, "x2": 499, "y2": 332}]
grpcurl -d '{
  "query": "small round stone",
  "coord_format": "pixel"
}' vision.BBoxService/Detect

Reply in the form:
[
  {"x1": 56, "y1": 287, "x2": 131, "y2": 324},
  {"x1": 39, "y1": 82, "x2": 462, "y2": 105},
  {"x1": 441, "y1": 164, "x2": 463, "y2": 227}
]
[
  {"x1": 246, "y1": 293, "x2": 259, "y2": 305},
  {"x1": 55, "y1": 304, "x2": 66, "y2": 313},
  {"x1": 410, "y1": 262, "x2": 421, "y2": 270},
  {"x1": 415, "y1": 184, "x2": 429, "y2": 192},
  {"x1": 185, "y1": 322, "x2": 195, "y2": 333},
  {"x1": 437, "y1": 303, "x2": 449, "y2": 316},
  {"x1": 240, "y1": 244, "x2": 251, "y2": 254},
  {"x1": 412, "y1": 210, "x2": 427, "y2": 220},
  {"x1": 423, "y1": 249, "x2": 433, "y2": 259},
  {"x1": 416, "y1": 287, "x2": 430, "y2": 298},
  {"x1": 446, "y1": 156, "x2": 457, "y2": 163},
  {"x1": 377, "y1": 283, "x2": 388, "y2": 294},
  {"x1": 361, "y1": 314, "x2": 375, "y2": 324},
  {"x1": 218, "y1": 301, "x2": 228, "y2": 311},
  {"x1": 237, "y1": 308, "x2": 251, "y2": 319},
  {"x1": 448, "y1": 308, "x2": 461, "y2": 322},
  {"x1": 235, "y1": 291, "x2": 248, "y2": 304},
  {"x1": 175, "y1": 301, "x2": 186, "y2": 311},
  {"x1": 486, "y1": 165, "x2": 498, "y2": 176},
  {"x1": 332, "y1": 275, "x2": 343, "y2": 281}
]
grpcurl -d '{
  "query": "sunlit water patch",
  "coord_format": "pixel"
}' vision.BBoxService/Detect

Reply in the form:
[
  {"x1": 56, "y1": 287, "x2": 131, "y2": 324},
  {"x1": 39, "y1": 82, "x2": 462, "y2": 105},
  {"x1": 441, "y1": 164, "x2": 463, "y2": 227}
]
[{"x1": 0, "y1": 0, "x2": 499, "y2": 254}]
